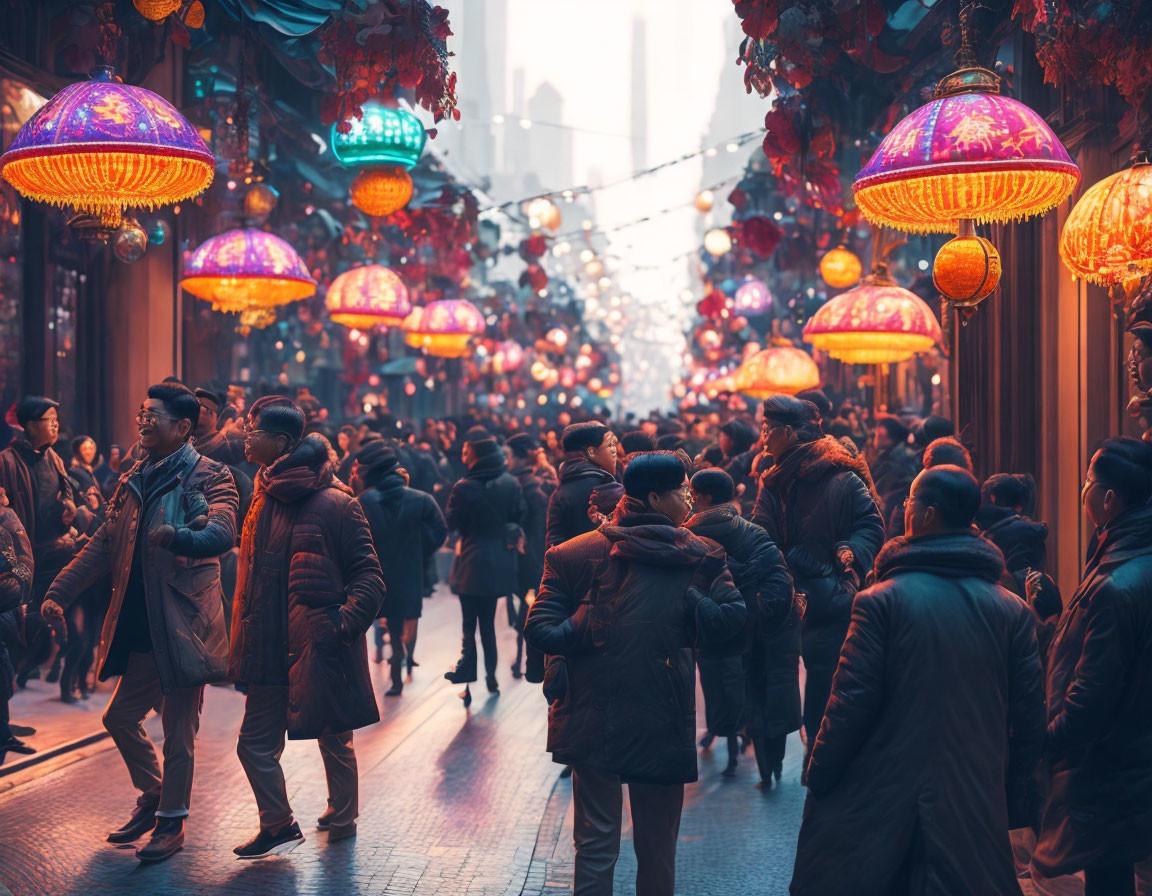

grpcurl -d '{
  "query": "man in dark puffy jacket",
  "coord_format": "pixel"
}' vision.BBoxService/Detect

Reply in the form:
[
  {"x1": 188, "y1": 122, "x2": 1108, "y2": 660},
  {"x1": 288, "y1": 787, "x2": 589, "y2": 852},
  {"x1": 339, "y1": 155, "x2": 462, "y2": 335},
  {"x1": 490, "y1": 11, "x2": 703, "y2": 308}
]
[
  {"x1": 229, "y1": 399, "x2": 384, "y2": 857},
  {"x1": 526, "y1": 452, "x2": 746, "y2": 896},
  {"x1": 791, "y1": 465, "x2": 1045, "y2": 896},
  {"x1": 752, "y1": 396, "x2": 884, "y2": 755},
  {"x1": 544, "y1": 422, "x2": 617, "y2": 549}
]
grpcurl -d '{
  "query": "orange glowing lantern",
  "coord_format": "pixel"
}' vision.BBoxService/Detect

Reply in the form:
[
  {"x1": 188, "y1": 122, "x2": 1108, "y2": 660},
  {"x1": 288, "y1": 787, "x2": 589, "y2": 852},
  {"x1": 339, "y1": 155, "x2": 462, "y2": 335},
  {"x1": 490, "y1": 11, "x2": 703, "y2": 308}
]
[
  {"x1": 820, "y1": 246, "x2": 863, "y2": 289},
  {"x1": 735, "y1": 346, "x2": 820, "y2": 398},
  {"x1": 402, "y1": 299, "x2": 485, "y2": 358},
  {"x1": 1059, "y1": 161, "x2": 1152, "y2": 287},
  {"x1": 133, "y1": 0, "x2": 182, "y2": 20},
  {"x1": 804, "y1": 269, "x2": 943, "y2": 364},
  {"x1": 0, "y1": 66, "x2": 214, "y2": 229},
  {"x1": 933, "y1": 223, "x2": 1001, "y2": 309},
  {"x1": 325, "y1": 265, "x2": 411, "y2": 329},
  {"x1": 181, "y1": 228, "x2": 316, "y2": 312},
  {"x1": 527, "y1": 197, "x2": 562, "y2": 231},
  {"x1": 349, "y1": 166, "x2": 413, "y2": 217},
  {"x1": 695, "y1": 190, "x2": 714, "y2": 213},
  {"x1": 704, "y1": 228, "x2": 732, "y2": 257}
]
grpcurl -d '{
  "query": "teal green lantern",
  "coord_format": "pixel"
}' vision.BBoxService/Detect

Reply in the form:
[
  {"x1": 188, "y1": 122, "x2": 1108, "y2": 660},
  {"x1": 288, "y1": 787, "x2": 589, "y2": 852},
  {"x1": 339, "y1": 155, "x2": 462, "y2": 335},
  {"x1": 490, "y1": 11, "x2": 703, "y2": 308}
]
[{"x1": 331, "y1": 103, "x2": 426, "y2": 169}]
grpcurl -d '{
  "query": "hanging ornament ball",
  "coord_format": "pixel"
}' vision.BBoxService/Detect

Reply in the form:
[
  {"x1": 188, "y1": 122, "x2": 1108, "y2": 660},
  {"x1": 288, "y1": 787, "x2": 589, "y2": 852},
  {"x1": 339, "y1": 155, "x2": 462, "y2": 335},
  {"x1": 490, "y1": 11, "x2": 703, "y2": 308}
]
[
  {"x1": 349, "y1": 166, "x2": 413, "y2": 217},
  {"x1": 704, "y1": 228, "x2": 732, "y2": 257},
  {"x1": 546, "y1": 327, "x2": 569, "y2": 349},
  {"x1": 527, "y1": 197, "x2": 562, "y2": 231},
  {"x1": 820, "y1": 246, "x2": 863, "y2": 289},
  {"x1": 243, "y1": 183, "x2": 280, "y2": 219},
  {"x1": 133, "y1": 0, "x2": 182, "y2": 20},
  {"x1": 113, "y1": 218, "x2": 148, "y2": 263},
  {"x1": 184, "y1": 0, "x2": 205, "y2": 28},
  {"x1": 148, "y1": 219, "x2": 169, "y2": 246},
  {"x1": 695, "y1": 190, "x2": 714, "y2": 213},
  {"x1": 933, "y1": 234, "x2": 1002, "y2": 306}
]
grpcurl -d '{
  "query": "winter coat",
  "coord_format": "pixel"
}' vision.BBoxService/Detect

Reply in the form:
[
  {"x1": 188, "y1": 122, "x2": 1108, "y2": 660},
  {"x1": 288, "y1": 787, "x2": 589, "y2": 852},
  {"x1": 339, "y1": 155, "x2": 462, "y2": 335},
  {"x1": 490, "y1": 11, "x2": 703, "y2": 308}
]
[
  {"x1": 976, "y1": 503, "x2": 1049, "y2": 576},
  {"x1": 510, "y1": 463, "x2": 549, "y2": 595},
  {"x1": 359, "y1": 469, "x2": 447, "y2": 620},
  {"x1": 1033, "y1": 505, "x2": 1152, "y2": 876},
  {"x1": 525, "y1": 510, "x2": 747, "y2": 785},
  {"x1": 228, "y1": 435, "x2": 384, "y2": 740},
  {"x1": 46, "y1": 442, "x2": 238, "y2": 692},
  {"x1": 791, "y1": 532, "x2": 1045, "y2": 896},
  {"x1": 446, "y1": 453, "x2": 525, "y2": 598},
  {"x1": 752, "y1": 437, "x2": 884, "y2": 721},
  {"x1": 722, "y1": 448, "x2": 760, "y2": 518},
  {"x1": 685, "y1": 503, "x2": 800, "y2": 738},
  {"x1": 870, "y1": 441, "x2": 920, "y2": 538},
  {"x1": 0, "y1": 505, "x2": 33, "y2": 650},
  {"x1": 544, "y1": 456, "x2": 617, "y2": 549},
  {"x1": 0, "y1": 436, "x2": 75, "y2": 548}
]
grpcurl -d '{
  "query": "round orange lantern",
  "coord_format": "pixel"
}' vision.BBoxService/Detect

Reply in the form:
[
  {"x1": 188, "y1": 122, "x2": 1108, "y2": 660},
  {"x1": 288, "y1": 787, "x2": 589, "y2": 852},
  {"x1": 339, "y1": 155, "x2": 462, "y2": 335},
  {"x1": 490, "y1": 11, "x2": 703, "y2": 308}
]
[
  {"x1": 1059, "y1": 161, "x2": 1152, "y2": 287},
  {"x1": 350, "y1": 165, "x2": 413, "y2": 217},
  {"x1": 326, "y1": 265, "x2": 411, "y2": 329},
  {"x1": 735, "y1": 346, "x2": 820, "y2": 399},
  {"x1": 820, "y1": 246, "x2": 863, "y2": 289},
  {"x1": 133, "y1": 0, "x2": 182, "y2": 20},
  {"x1": 695, "y1": 190, "x2": 714, "y2": 213},
  {"x1": 933, "y1": 222, "x2": 1001, "y2": 308}
]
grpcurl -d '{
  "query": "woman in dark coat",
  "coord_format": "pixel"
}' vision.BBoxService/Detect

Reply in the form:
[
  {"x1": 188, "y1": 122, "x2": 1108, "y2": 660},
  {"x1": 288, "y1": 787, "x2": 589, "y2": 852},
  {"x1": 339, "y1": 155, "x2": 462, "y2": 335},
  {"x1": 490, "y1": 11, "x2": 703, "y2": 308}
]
[
  {"x1": 544, "y1": 422, "x2": 618, "y2": 549},
  {"x1": 687, "y1": 469, "x2": 799, "y2": 787},
  {"x1": 444, "y1": 430, "x2": 525, "y2": 703},
  {"x1": 0, "y1": 487, "x2": 33, "y2": 762},
  {"x1": 356, "y1": 442, "x2": 447, "y2": 697},
  {"x1": 505, "y1": 433, "x2": 549, "y2": 680},
  {"x1": 1033, "y1": 438, "x2": 1152, "y2": 895}
]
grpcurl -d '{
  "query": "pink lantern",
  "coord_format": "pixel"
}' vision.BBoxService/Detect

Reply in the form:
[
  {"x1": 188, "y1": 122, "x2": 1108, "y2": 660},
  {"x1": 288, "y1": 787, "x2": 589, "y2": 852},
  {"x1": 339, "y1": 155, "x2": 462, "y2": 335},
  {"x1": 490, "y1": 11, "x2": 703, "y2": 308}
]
[
  {"x1": 403, "y1": 299, "x2": 485, "y2": 357},
  {"x1": 734, "y1": 279, "x2": 772, "y2": 315},
  {"x1": 325, "y1": 265, "x2": 411, "y2": 329}
]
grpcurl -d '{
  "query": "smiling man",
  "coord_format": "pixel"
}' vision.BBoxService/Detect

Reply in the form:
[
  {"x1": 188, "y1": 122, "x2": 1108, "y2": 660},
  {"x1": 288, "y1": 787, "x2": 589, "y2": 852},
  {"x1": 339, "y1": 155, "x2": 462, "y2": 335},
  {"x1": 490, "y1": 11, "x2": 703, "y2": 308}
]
[{"x1": 41, "y1": 382, "x2": 238, "y2": 864}]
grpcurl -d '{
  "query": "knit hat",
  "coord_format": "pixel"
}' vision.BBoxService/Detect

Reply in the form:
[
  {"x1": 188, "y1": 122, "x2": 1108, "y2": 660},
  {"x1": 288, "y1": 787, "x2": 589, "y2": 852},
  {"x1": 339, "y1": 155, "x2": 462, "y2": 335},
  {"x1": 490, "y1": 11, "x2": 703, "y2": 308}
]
[
  {"x1": 15, "y1": 395, "x2": 59, "y2": 427},
  {"x1": 506, "y1": 432, "x2": 538, "y2": 458},
  {"x1": 356, "y1": 441, "x2": 399, "y2": 476}
]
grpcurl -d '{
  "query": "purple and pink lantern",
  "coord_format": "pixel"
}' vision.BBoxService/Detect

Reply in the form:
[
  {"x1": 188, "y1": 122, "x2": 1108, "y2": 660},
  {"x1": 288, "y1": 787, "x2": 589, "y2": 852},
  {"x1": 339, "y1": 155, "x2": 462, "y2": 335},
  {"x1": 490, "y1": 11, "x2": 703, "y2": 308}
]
[
  {"x1": 403, "y1": 299, "x2": 486, "y2": 358},
  {"x1": 734, "y1": 279, "x2": 772, "y2": 315},
  {"x1": 325, "y1": 265, "x2": 411, "y2": 330},
  {"x1": 181, "y1": 228, "x2": 316, "y2": 312}
]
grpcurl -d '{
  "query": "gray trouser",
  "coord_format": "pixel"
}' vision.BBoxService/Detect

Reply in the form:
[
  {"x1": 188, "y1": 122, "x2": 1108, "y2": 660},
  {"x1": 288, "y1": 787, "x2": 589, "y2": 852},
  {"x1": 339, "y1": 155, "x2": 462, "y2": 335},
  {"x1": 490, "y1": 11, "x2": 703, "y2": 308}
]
[
  {"x1": 102, "y1": 650, "x2": 204, "y2": 817},
  {"x1": 571, "y1": 764, "x2": 684, "y2": 896},
  {"x1": 236, "y1": 684, "x2": 358, "y2": 832}
]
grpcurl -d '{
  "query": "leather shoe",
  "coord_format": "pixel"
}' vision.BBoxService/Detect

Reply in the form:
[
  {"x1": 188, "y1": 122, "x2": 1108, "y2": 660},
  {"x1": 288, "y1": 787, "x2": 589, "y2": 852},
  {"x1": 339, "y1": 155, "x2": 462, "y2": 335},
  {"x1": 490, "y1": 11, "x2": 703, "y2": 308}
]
[
  {"x1": 2, "y1": 736, "x2": 35, "y2": 756},
  {"x1": 107, "y1": 796, "x2": 160, "y2": 843},
  {"x1": 316, "y1": 807, "x2": 335, "y2": 831},
  {"x1": 136, "y1": 817, "x2": 184, "y2": 863}
]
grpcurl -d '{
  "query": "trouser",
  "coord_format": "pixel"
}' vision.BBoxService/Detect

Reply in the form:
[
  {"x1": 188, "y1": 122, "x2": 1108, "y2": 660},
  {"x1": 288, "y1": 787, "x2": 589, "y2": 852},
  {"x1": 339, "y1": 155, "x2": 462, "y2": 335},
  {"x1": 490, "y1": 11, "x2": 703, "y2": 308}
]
[
  {"x1": 402, "y1": 618, "x2": 418, "y2": 671},
  {"x1": 385, "y1": 615, "x2": 405, "y2": 685},
  {"x1": 102, "y1": 650, "x2": 204, "y2": 817},
  {"x1": 571, "y1": 764, "x2": 684, "y2": 896},
  {"x1": 748, "y1": 731, "x2": 787, "y2": 782},
  {"x1": 60, "y1": 599, "x2": 96, "y2": 697},
  {"x1": 508, "y1": 591, "x2": 530, "y2": 669},
  {"x1": 457, "y1": 595, "x2": 498, "y2": 681},
  {"x1": 236, "y1": 684, "x2": 358, "y2": 832}
]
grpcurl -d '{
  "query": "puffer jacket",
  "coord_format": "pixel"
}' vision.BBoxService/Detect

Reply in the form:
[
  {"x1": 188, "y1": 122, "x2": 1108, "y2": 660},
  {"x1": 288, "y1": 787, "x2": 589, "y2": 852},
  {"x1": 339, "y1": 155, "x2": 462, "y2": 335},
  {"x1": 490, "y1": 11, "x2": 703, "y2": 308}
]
[
  {"x1": 525, "y1": 509, "x2": 747, "y2": 785},
  {"x1": 446, "y1": 452, "x2": 525, "y2": 597},
  {"x1": 1033, "y1": 505, "x2": 1152, "y2": 877},
  {"x1": 229, "y1": 435, "x2": 384, "y2": 740},
  {"x1": 46, "y1": 441, "x2": 238, "y2": 692},
  {"x1": 510, "y1": 463, "x2": 549, "y2": 595},
  {"x1": 791, "y1": 531, "x2": 1044, "y2": 896},
  {"x1": 544, "y1": 456, "x2": 616, "y2": 549}
]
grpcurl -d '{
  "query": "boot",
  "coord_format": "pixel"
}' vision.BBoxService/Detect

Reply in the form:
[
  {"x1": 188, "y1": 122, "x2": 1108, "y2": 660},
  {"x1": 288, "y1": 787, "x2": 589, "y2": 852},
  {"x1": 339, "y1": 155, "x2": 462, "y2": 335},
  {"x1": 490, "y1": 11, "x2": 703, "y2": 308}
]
[
  {"x1": 443, "y1": 646, "x2": 476, "y2": 685},
  {"x1": 108, "y1": 794, "x2": 160, "y2": 843},
  {"x1": 485, "y1": 674, "x2": 499, "y2": 695},
  {"x1": 384, "y1": 662, "x2": 403, "y2": 697},
  {"x1": 316, "y1": 806, "x2": 335, "y2": 831},
  {"x1": 373, "y1": 642, "x2": 384, "y2": 664},
  {"x1": 136, "y1": 817, "x2": 184, "y2": 863}
]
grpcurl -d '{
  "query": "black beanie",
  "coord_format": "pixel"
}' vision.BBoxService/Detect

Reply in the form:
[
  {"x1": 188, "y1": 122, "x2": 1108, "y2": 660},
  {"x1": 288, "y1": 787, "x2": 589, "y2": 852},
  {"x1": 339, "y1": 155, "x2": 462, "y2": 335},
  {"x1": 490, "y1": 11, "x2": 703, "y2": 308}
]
[
  {"x1": 469, "y1": 437, "x2": 501, "y2": 460},
  {"x1": 16, "y1": 395, "x2": 59, "y2": 427},
  {"x1": 356, "y1": 441, "x2": 399, "y2": 476}
]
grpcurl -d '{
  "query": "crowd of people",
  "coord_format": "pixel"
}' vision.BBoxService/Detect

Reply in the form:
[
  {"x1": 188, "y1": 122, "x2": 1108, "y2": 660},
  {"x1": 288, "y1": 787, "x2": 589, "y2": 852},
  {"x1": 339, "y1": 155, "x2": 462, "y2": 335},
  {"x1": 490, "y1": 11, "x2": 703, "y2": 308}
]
[{"x1": 0, "y1": 377, "x2": 1149, "y2": 895}]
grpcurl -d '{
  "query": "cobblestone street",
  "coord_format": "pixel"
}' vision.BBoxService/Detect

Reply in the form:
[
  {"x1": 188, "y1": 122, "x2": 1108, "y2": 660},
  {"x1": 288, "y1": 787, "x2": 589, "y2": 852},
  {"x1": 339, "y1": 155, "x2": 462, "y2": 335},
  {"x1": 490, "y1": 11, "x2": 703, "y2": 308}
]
[{"x1": 0, "y1": 587, "x2": 806, "y2": 896}]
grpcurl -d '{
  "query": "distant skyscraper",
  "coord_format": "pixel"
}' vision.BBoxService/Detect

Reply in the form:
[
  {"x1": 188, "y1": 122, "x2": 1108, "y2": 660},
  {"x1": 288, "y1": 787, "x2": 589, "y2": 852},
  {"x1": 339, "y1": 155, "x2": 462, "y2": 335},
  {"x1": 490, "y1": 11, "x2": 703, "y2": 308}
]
[
  {"x1": 631, "y1": 17, "x2": 648, "y2": 172},
  {"x1": 527, "y1": 81, "x2": 572, "y2": 192}
]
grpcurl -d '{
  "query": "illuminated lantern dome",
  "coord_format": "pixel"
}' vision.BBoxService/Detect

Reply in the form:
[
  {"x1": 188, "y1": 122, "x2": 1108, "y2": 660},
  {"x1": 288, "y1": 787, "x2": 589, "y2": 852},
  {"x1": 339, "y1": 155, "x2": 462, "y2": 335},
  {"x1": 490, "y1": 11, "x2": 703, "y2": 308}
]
[
  {"x1": 134, "y1": 0, "x2": 182, "y2": 19},
  {"x1": 704, "y1": 228, "x2": 732, "y2": 257},
  {"x1": 403, "y1": 299, "x2": 485, "y2": 358},
  {"x1": 853, "y1": 67, "x2": 1078, "y2": 233},
  {"x1": 527, "y1": 197, "x2": 562, "y2": 231},
  {"x1": 331, "y1": 103, "x2": 426, "y2": 169},
  {"x1": 820, "y1": 246, "x2": 863, "y2": 289},
  {"x1": 933, "y1": 223, "x2": 1001, "y2": 309},
  {"x1": 0, "y1": 66, "x2": 214, "y2": 228},
  {"x1": 803, "y1": 271, "x2": 943, "y2": 364},
  {"x1": 734, "y1": 279, "x2": 772, "y2": 315},
  {"x1": 735, "y1": 346, "x2": 820, "y2": 398},
  {"x1": 181, "y1": 228, "x2": 315, "y2": 312},
  {"x1": 326, "y1": 265, "x2": 411, "y2": 329},
  {"x1": 1060, "y1": 161, "x2": 1152, "y2": 287},
  {"x1": 349, "y1": 166, "x2": 413, "y2": 217}
]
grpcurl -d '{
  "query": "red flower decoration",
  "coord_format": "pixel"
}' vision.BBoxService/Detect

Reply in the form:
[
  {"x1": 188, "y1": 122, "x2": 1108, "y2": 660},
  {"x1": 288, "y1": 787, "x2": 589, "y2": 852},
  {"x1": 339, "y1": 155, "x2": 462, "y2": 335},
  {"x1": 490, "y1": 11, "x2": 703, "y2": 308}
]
[{"x1": 734, "y1": 216, "x2": 783, "y2": 259}]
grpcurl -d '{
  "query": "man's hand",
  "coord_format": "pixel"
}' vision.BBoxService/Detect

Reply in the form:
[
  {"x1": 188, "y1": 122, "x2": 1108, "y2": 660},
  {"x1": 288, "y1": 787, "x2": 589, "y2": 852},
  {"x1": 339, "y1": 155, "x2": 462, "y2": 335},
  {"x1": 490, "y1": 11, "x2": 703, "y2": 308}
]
[
  {"x1": 149, "y1": 524, "x2": 177, "y2": 549},
  {"x1": 836, "y1": 546, "x2": 855, "y2": 573},
  {"x1": 61, "y1": 499, "x2": 77, "y2": 528},
  {"x1": 41, "y1": 599, "x2": 64, "y2": 623}
]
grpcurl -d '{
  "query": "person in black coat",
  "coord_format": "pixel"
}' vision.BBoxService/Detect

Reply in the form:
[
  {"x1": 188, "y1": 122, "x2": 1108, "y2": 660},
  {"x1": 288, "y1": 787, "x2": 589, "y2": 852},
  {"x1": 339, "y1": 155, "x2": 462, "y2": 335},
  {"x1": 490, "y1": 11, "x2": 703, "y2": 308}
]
[
  {"x1": 869, "y1": 415, "x2": 920, "y2": 538},
  {"x1": 719, "y1": 418, "x2": 759, "y2": 518},
  {"x1": 1032, "y1": 438, "x2": 1152, "y2": 895},
  {"x1": 977, "y1": 473, "x2": 1047, "y2": 584},
  {"x1": 687, "y1": 469, "x2": 799, "y2": 788},
  {"x1": 444, "y1": 430, "x2": 525, "y2": 702},
  {"x1": 505, "y1": 433, "x2": 549, "y2": 680},
  {"x1": 525, "y1": 452, "x2": 746, "y2": 896},
  {"x1": 544, "y1": 422, "x2": 618, "y2": 549},
  {"x1": 356, "y1": 442, "x2": 447, "y2": 697},
  {"x1": 753, "y1": 396, "x2": 885, "y2": 756},
  {"x1": 790, "y1": 466, "x2": 1045, "y2": 896}
]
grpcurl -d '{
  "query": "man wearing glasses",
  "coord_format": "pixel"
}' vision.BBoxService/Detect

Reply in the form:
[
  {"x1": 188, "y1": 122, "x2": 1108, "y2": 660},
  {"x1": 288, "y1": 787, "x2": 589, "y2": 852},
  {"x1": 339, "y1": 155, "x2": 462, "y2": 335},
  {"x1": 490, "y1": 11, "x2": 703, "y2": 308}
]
[{"x1": 42, "y1": 382, "x2": 239, "y2": 864}]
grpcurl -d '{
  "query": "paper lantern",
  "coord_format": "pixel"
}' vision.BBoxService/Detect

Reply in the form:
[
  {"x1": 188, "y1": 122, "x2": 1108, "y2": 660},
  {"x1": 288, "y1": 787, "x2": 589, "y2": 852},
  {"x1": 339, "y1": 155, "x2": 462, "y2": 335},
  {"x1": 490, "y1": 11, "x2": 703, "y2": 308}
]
[
  {"x1": 184, "y1": 1, "x2": 205, "y2": 28},
  {"x1": 803, "y1": 272, "x2": 943, "y2": 365},
  {"x1": 527, "y1": 197, "x2": 562, "y2": 231},
  {"x1": 181, "y1": 228, "x2": 316, "y2": 312},
  {"x1": 734, "y1": 279, "x2": 772, "y2": 315},
  {"x1": 820, "y1": 246, "x2": 863, "y2": 289},
  {"x1": 326, "y1": 265, "x2": 411, "y2": 329},
  {"x1": 853, "y1": 67, "x2": 1078, "y2": 233},
  {"x1": 704, "y1": 228, "x2": 732, "y2": 257},
  {"x1": 695, "y1": 190, "x2": 714, "y2": 213},
  {"x1": 349, "y1": 166, "x2": 413, "y2": 217},
  {"x1": 403, "y1": 299, "x2": 485, "y2": 358},
  {"x1": 933, "y1": 225, "x2": 1001, "y2": 308},
  {"x1": 493, "y1": 340, "x2": 524, "y2": 373},
  {"x1": 243, "y1": 183, "x2": 280, "y2": 219},
  {"x1": 735, "y1": 346, "x2": 820, "y2": 398},
  {"x1": 331, "y1": 103, "x2": 426, "y2": 169},
  {"x1": 0, "y1": 66, "x2": 214, "y2": 228},
  {"x1": 133, "y1": 0, "x2": 182, "y2": 20},
  {"x1": 1059, "y1": 161, "x2": 1152, "y2": 287}
]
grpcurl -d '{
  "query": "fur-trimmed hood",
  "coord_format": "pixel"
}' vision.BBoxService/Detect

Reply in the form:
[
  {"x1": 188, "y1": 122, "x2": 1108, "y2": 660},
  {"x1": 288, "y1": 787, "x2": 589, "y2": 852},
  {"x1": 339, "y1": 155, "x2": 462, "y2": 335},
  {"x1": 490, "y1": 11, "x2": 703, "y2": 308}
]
[{"x1": 875, "y1": 530, "x2": 1005, "y2": 583}]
